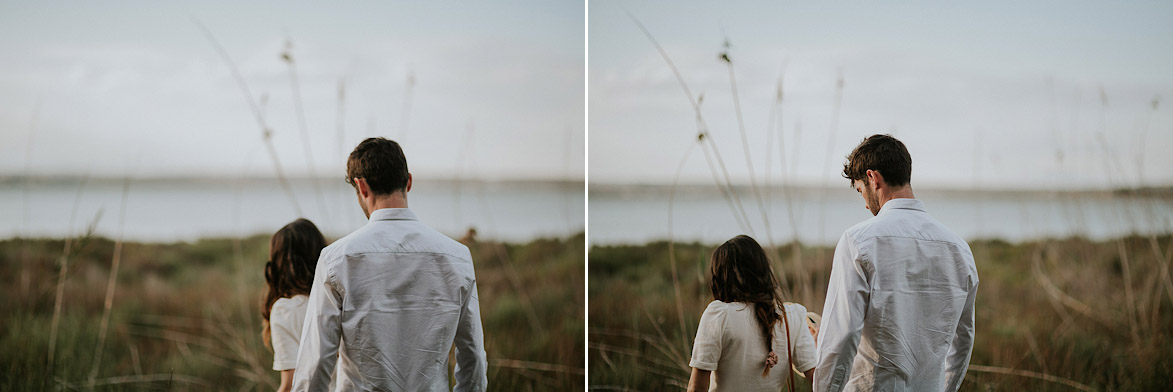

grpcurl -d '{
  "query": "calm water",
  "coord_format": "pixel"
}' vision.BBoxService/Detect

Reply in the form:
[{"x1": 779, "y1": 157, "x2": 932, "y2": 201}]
[
  {"x1": 1, "y1": 178, "x2": 584, "y2": 243},
  {"x1": 589, "y1": 184, "x2": 1173, "y2": 246}
]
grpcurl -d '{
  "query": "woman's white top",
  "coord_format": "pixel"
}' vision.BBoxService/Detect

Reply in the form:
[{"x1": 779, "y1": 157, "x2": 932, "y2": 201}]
[
  {"x1": 271, "y1": 294, "x2": 309, "y2": 371},
  {"x1": 690, "y1": 300, "x2": 817, "y2": 392}
]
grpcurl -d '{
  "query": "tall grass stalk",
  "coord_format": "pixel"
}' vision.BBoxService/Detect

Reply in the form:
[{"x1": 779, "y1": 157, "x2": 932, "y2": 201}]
[
  {"x1": 642, "y1": 309, "x2": 687, "y2": 368},
  {"x1": 129, "y1": 344, "x2": 143, "y2": 376},
  {"x1": 1147, "y1": 235, "x2": 1173, "y2": 309},
  {"x1": 491, "y1": 242, "x2": 545, "y2": 335},
  {"x1": 399, "y1": 69, "x2": 416, "y2": 143},
  {"x1": 1032, "y1": 244, "x2": 1117, "y2": 330},
  {"x1": 700, "y1": 133, "x2": 752, "y2": 234},
  {"x1": 817, "y1": 72, "x2": 845, "y2": 246},
  {"x1": 59, "y1": 374, "x2": 213, "y2": 389},
  {"x1": 966, "y1": 365, "x2": 1096, "y2": 392},
  {"x1": 1134, "y1": 96, "x2": 1159, "y2": 184},
  {"x1": 88, "y1": 177, "x2": 132, "y2": 386},
  {"x1": 667, "y1": 142, "x2": 700, "y2": 355},
  {"x1": 231, "y1": 141, "x2": 264, "y2": 371},
  {"x1": 453, "y1": 122, "x2": 476, "y2": 227},
  {"x1": 456, "y1": 123, "x2": 545, "y2": 336},
  {"x1": 1088, "y1": 91, "x2": 1173, "y2": 352},
  {"x1": 720, "y1": 41, "x2": 773, "y2": 245},
  {"x1": 337, "y1": 79, "x2": 347, "y2": 162},
  {"x1": 491, "y1": 359, "x2": 584, "y2": 376},
  {"x1": 193, "y1": 19, "x2": 303, "y2": 216},
  {"x1": 768, "y1": 73, "x2": 808, "y2": 301},
  {"x1": 769, "y1": 74, "x2": 807, "y2": 245},
  {"x1": 562, "y1": 124, "x2": 577, "y2": 227},
  {"x1": 281, "y1": 39, "x2": 329, "y2": 218},
  {"x1": 701, "y1": 123, "x2": 755, "y2": 236},
  {"x1": 336, "y1": 78, "x2": 348, "y2": 225},
  {"x1": 764, "y1": 79, "x2": 777, "y2": 211},
  {"x1": 464, "y1": 177, "x2": 546, "y2": 337},
  {"x1": 20, "y1": 101, "x2": 39, "y2": 303},
  {"x1": 1021, "y1": 325, "x2": 1048, "y2": 373},
  {"x1": 629, "y1": 14, "x2": 754, "y2": 235},
  {"x1": 1116, "y1": 240, "x2": 1143, "y2": 356},
  {"x1": 46, "y1": 175, "x2": 98, "y2": 374}
]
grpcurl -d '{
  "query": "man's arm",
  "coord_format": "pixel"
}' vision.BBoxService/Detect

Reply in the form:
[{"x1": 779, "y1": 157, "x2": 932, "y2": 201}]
[
  {"x1": 291, "y1": 259, "x2": 344, "y2": 391},
  {"x1": 453, "y1": 280, "x2": 487, "y2": 392},
  {"x1": 943, "y1": 276, "x2": 978, "y2": 391},
  {"x1": 813, "y1": 233, "x2": 871, "y2": 392}
]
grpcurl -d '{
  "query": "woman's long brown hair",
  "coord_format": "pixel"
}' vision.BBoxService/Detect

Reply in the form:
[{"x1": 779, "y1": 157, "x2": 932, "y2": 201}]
[
  {"x1": 262, "y1": 218, "x2": 326, "y2": 348},
  {"x1": 709, "y1": 235, "x2": 787, "y2": 377}
]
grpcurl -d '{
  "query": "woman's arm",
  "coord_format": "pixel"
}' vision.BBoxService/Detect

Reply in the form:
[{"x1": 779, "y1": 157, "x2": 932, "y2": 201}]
[
  {"x1": 278, "y1": 369, "x2": 294, "y2": 392},
  {"x1": 686, "y1": 367, "x2": 710, "y2": 392}
]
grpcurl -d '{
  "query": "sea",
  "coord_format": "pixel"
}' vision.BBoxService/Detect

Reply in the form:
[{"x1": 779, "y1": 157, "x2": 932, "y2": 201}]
[
  {"x1": 589, "y1": 183, "x2": 1173, "y2": 246},
  {"x1": 4, "y1": 178, "x2": 1169, "y2": 246},
  {"x1": 1, "y1": 177, "x2": 584, "y2": 243}
]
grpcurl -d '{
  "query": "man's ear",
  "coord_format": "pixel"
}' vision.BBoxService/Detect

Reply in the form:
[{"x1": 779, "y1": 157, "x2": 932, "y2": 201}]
[
  {"x1": 405, "y1": 174, "x2": 412, "y2": 193},
  {"x1": 355, "y1": 178, "x2": 370, "y2": 198},
  {"x1": 865, "y1": 169, "x2": 884, "y2": 190}
]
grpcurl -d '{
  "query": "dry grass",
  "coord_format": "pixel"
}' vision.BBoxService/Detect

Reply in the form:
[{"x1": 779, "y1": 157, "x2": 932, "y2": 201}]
[
  {"x1": 1, "y1": 233, "x2": 584, "y2": 391},
  {"x1": 589, "y1": 234, "x2": 1173, "y2": 391}
]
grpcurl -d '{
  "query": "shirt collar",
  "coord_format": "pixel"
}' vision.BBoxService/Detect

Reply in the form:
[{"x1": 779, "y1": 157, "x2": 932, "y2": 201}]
[
  {"x1": 878, "y1": 198, "x2": 925, "y2": 215},
  {"x1": 368, "y1": 207, "x2": 418, "y2": 222}
]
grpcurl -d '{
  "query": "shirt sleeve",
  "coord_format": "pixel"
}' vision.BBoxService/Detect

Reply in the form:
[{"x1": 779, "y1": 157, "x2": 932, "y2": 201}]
[
  {"x1": 270, "y1": 301, "x2": 300, "y2": 371},
  {"x1": 814, "y1": 232, "x2": 872, "y2": 392},
  {"x1": 689, "y1": 302, "x2": 726, "y2": 371},
  {"x1": 291, "y1": 255, "x2": 344, "y2": 392},
  {"x1": 787, "y1": 304, "x2": 817, "y2": 372},
  {"x1": 944, "y1": 274, "x2": 979, "y2": 391},
  {"x1": 453, "y1": 280, "x2": 488, "y2": 392}
]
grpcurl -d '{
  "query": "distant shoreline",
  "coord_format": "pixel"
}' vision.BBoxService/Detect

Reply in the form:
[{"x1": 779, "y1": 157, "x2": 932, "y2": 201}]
[
  {"x1": 589, "y1": 182, "x2": 1173, "y2": 198},
  {"x1": 1, "y1": 231, "x2": 586, "y2": 246}
]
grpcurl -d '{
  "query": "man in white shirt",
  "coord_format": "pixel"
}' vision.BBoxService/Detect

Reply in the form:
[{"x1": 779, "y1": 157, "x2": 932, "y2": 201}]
[
  {"x1": 814, "y1": 134, "x2": 978, "y2": 392},
  {"x1": 292, "y1": 137, "x2": 488, "y2": 391}
]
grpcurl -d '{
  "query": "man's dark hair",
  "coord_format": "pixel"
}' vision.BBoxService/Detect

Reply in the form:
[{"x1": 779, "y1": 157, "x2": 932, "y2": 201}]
[
  {"x1": 346, "y1": 137, "x2": 409, "y2": 195},
  {"x1": 842, "y1": 134, "x2": 912, "y2": 187}
]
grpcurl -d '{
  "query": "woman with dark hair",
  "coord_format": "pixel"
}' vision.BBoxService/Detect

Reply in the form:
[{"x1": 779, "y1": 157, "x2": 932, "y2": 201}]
[
  {"x1": 262, "y1": 218, "x2": 327, "y2": 392},
  {"x1": 687, "y1": 235, "x2": 817, "y2": 392}
]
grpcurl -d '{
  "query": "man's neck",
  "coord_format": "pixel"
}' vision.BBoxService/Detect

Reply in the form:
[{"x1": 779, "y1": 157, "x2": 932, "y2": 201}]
[
  {"x1": 369, "y1": 193, "x2": 408, "y2": 211},
  {"x1": 878, "y1": 186, "x2": 915, "y2": 209}
]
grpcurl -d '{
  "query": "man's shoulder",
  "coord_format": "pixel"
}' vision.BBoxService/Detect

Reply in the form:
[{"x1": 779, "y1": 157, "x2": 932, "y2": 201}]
[
  {"x1": 846, "y1": 208, "x2": 967, "y2": 244},
  {"x1": 403, "y1": 223, "x2": 473, "y2": 260},
  {"x1": 319, "y1": 231, "x2": 357, "y2": 264},
  {"x1": 843, "y1": 215, "x2": 883, "y2": 243},
  {"x1": 339, "y1": 220, "x2": 472, "y2": 262}
]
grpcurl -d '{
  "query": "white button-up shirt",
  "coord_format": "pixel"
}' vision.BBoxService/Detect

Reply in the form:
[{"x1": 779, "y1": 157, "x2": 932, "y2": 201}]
[
  {"x1": 292, "y1": 208, "x2": 487, "y2": 391},
  {"x1": 814, "y1": 198, "x2": 978, "y2": 392}
]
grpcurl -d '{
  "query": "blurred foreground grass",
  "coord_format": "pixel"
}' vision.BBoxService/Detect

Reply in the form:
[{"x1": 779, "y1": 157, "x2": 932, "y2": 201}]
[
  {"x1": 589, "y1": 235, "x2": 1173, "y2": 391},
  {"x1": 1, "y1": 232, "x2": 584, "y2": 391}
]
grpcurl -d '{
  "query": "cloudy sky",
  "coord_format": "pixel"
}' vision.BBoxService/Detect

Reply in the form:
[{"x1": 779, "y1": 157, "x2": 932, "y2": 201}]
[
  {"x1": 590, "y1": 0, "x2": 1173, "y2": 190},
  {"x1": 0, "y1": 1, "x2": 584, "y2": 181}
]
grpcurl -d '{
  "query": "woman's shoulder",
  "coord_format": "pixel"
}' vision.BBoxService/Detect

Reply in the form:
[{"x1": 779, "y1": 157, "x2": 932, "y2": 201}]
[
  {"x1": 701, "y1": 300, "x2": 738, "y2": 318},
  {"x1": 272, "y1": 295, "x2": 309, "y2": 317},
  {"x1": 780, "y1": 302, "x2": 808, "y2": 315},
  {"x1": 703, "y1": 299, "x2": 728, "y2": 310}
]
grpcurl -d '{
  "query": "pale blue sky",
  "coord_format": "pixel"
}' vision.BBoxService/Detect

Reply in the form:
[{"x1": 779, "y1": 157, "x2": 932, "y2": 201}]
[
  {"x1": 0, "y1": 1, "x2": 584, "y2": 180},
  {"x1": 3, "y1": 1, "x2": 1170, "y2": 189},
  {"x1": 590, "y1": 0, "x2": 1173, "y2": 189}
]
